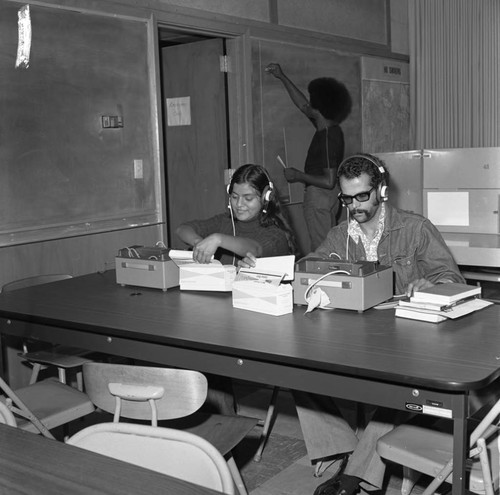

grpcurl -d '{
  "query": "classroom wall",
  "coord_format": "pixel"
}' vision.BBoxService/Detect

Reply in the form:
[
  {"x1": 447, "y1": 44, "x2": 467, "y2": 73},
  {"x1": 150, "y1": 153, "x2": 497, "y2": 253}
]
[{"x1": 0, "y1": 0, "x2": 409, "y2": 286}]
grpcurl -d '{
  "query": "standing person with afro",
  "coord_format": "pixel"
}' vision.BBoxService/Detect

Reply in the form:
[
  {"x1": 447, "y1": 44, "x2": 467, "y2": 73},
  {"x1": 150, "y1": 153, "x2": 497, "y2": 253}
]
[{"x1": 265, "y1": 63, "x2": 352, "y2": 251}]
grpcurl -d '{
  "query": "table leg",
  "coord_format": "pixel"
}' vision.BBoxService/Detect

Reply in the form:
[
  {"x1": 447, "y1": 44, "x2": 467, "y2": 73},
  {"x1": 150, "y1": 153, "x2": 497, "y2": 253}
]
[{"x1": 451, "y1": 397, "x2": 468, "y2": 495}]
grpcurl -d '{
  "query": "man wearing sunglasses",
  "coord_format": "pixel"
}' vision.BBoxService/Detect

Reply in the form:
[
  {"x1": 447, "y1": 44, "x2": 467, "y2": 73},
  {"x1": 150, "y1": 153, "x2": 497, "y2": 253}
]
[
  {"x1": 240, "y1": 153, "x2": 464, "y2": 494},
  {"x1": 303, "y1": 153, "x2": 464, "y2": 495},
  {"x1": 312, "y1": 152, "x2": 464, "y2": 297}
]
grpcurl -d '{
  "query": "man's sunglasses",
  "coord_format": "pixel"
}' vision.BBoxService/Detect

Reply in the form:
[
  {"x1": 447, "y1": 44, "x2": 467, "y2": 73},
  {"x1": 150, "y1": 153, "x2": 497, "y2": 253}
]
[{"x1": 338, "y1": 187, "x2": 375, "y2": 205}]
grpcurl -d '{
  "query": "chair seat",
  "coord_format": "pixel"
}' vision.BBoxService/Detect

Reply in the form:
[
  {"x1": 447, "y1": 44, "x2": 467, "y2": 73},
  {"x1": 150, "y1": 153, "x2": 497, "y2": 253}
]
[
  {"x1": 161, "y1": 412, "x2": 258, "y2": 455},
  {"x1": 377, "y1": 423, "x2": 500, "y2": 493},
  {"x1": 8, "y1": 377, "x2": 95, "y2": 433},
  {"x1": 20, "y1": 346, "x2": 93, "y2": 368}
]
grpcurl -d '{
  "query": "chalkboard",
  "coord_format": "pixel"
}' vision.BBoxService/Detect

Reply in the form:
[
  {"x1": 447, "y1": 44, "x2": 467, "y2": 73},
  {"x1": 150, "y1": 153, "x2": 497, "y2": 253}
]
[
  {"x1": 0, "y1": 2, "x2": 160, "y2": 245},
  {"x1": 251, "y1": 39, "x2": 362, "y2": 204}
]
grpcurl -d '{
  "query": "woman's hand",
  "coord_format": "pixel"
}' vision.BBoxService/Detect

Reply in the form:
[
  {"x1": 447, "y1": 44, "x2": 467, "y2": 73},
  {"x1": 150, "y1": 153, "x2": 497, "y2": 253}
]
[
  {"x1": 237, "y1": 252, "x2": 258, "y2": 269},
  {"x1": 193, "y1": 234, "x2": 221, "y2": 264}
]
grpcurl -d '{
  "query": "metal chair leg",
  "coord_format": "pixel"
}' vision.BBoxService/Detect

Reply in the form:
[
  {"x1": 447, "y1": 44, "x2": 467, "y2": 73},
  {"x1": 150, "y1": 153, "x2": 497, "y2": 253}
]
[
  {"x1": 227, "y1": 454, "x2": 248, "y2": 495},
  {"x1": 253, "y1": 387, "x2": 279, "y2": 462}
]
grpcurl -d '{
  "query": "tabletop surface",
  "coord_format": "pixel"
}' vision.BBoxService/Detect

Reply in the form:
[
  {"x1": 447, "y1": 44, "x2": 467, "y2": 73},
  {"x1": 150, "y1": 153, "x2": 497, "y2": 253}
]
[
  {"x1": 0, "y1": 271, "x2": 499, "y2": 392},
  {"x1": 0, "y1": 423, "x2": 221, "y2": 495}
]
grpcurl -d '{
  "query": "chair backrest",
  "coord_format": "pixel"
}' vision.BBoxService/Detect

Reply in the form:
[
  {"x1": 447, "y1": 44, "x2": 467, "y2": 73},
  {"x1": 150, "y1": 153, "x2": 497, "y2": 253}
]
[
  {"x1": 0, "y1": 401, "x2": 17, "y2": 427},
  {"x1": 67, "y1": 422, "x2": 235, "y2": 494},
  {"x1": 82, "y1": 363, "x2": 208, "y2": 422},
  {"x1": 1, "y1": 274, "x2": 72, "y2": 293}
]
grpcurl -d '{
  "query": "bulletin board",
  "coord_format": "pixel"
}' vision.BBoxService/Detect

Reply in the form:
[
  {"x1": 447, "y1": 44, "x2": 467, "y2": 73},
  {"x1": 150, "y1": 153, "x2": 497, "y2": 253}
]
[{"x1": 0, "y1": 2, "x2": 161, "y2": 246}]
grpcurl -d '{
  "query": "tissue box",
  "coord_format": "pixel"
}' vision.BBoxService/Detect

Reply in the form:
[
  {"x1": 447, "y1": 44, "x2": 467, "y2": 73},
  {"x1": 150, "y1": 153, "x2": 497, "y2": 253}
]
[
  {"x1": 232, "y1": 280, "x2": 293, "y2": 316},
  {"x1": 180, "y1": 264, "x2": 236, "y2": 291}
]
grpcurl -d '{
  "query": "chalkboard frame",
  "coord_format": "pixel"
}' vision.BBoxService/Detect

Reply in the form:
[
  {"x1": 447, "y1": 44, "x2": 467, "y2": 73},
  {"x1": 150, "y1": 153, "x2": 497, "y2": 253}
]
[{"x1": 0, "y1": 2, "x2": 164, "y2": 246}]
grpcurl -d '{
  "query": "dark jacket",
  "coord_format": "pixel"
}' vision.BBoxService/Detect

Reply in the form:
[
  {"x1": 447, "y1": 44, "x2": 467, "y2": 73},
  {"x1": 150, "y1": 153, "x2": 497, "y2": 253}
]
[{"x1": 310, "y1": 203, "x2": 465, "y2": 295}]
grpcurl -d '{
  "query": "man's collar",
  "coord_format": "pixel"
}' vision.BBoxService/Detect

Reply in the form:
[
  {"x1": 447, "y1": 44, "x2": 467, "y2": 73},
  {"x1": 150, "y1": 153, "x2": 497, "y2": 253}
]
[{"x1": 348, "y1": 202, "x2": 386, "y2": 242}]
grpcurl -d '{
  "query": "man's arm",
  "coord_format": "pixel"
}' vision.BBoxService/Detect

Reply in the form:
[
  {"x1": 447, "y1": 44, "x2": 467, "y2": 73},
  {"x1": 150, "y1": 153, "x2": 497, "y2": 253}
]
[
  {"x1": 284, "y1": 167, "x2": 337, "y2": 189},
  {"x1": 265, "y1": 63, "x2": 314, "y2": 119},
  {"x1": 406, "y1": 220, "x2": 465, "y2": 296}
]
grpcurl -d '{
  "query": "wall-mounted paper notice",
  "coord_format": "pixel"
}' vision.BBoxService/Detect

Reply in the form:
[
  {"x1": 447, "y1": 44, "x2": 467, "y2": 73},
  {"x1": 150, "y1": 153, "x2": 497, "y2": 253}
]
[
  {"x1": 16, "y1": 5, "x2": 31, "y2": 69},
  {"x1": 427, "y1": 192, "x2": 469, "y2": 226},
  {"x1": 166, "y1": 97, "x2": 191, "y2": 126}
]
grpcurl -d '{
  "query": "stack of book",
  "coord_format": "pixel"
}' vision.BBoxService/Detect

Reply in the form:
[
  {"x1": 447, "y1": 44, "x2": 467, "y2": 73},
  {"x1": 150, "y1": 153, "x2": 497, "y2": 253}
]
[{"x1": 395, "y1": 283, "x2": 492, "y2": 323}]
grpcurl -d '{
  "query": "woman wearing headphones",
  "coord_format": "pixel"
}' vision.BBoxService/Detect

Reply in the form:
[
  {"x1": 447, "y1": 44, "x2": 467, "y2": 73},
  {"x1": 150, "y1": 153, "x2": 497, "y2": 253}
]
[
  {"x1": 176, "y1": 163, "x2": 296, "y2": 416},
  {"x1": 176, "y1": 163, "x2": 296, "y2": 265}
]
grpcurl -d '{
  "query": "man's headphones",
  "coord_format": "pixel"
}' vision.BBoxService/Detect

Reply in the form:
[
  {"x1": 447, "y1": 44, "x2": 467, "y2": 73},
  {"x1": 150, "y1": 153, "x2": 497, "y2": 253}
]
[
  {"x1": 337, "y1": 154, "x2": 388, "y2": 202},
  {"x1": 227, "y1": 168, "x2": 274, "y2": 213}
]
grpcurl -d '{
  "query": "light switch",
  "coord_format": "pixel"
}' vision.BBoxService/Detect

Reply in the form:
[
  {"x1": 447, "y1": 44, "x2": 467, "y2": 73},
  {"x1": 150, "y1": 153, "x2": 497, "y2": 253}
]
[{"x1": 134, "y1": 159, "x2": 143, "y2": 179}]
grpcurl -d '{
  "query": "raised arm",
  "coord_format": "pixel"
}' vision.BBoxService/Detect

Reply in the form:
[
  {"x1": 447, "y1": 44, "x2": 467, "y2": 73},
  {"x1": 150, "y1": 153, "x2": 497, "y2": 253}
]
[{"x1": 265, "y1": 63, "x2": 317, "y2": 121}]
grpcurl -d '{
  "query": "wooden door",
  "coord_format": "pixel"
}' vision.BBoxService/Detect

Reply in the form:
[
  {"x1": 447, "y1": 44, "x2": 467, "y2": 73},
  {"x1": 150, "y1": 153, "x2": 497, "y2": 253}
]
[{"x1": 162, "y1": 39, "x2": 228, "y2": 248}]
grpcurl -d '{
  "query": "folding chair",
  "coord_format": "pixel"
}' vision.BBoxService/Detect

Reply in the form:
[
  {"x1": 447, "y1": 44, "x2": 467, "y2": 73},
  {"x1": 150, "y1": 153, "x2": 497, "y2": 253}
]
[
  {"x1": 68, "y1": 422, "x2": 235, "y2": 494},
  {"x1": 81, "y1": 363, "x2": 258, "y2": 495},
  {"x1": 0, "y1": 374, "x2": 94, "y2": 438},
  {"x1": 377, "y1": 398, "x2": 500, "y2": 495},
  {"x1": 0, "y1": 400, "x2": 16, "y2": 427},
  {"x1": 2, "y1": 275, "x2": 93, "y2": 391}
]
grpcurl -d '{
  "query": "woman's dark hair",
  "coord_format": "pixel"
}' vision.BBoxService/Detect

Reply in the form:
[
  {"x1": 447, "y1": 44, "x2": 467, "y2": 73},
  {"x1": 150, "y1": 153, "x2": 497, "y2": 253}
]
[
  {"x1": 228, "y1": 164, "x2": 297, "y2": 254},
  {"x1": 308, "y1": 77, "x2": 352, "y2": 123}
]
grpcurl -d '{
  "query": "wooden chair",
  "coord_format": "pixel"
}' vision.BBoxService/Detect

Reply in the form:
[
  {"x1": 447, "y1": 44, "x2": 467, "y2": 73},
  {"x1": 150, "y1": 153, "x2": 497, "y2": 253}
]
[
  {"x1": 82, "y1": 362, "x2": 258, "y2": 495},
  {"x1": 0, "y1": 374, "x2": 94, "y2": 438},
  {"x1": 2, "y1": 275, "x2": 94, "y2": 391},
  {"x1": 377, "y1": 398, "x2": 500, "y2": 495},
  {"x1": 67, "y1": 422, "x2": 235, "y2": 494}
]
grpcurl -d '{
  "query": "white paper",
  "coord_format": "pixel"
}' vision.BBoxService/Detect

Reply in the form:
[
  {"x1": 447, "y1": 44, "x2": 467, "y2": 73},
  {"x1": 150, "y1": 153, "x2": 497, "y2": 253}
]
[
  {"x1": 169, "y1": 249, "x2": 217, "y2": 267},
  {"x1": 235, "y1": 270, "x2": 284, "y2": 287},
  {"x1": 180, "y1": 264, "x2": 235, "y2": 292},
  {"x1": 443, "y1": 298, "x2": 493, "y2": 319},
  {"x1": 241, "y1": 255, "x2": 295, "y2": 281},
  {"x1": 166, "y1": 97, "x2": 191, "y2": 126},
  {"x1": 232, "y1": 281, "x2": 293, "y2": 316},
  {"x1": 16, "y1": 5, "x2": 31, "y2": 69},
  {"x1": 427, "y1": 192, "x2": 469, "y2": 226}
]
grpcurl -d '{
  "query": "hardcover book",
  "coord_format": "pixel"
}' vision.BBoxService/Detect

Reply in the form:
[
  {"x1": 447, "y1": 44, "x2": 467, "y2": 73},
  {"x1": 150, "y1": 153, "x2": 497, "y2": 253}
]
[
  {"x1": 396, "y1": 298, "x2": 493, "y2": 323},
  {"x1": 411, "y1": 283, "x2": 481, "y2": 305},
  {"x1": 395, "y1": 307, "x2": 447, "y2": 323}
]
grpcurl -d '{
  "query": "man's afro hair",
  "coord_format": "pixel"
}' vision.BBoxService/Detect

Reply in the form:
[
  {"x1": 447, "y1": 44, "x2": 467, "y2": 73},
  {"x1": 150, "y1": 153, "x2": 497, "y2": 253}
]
[{"x1": 308, "y1": 77, "x2": 352, "y2": 123}]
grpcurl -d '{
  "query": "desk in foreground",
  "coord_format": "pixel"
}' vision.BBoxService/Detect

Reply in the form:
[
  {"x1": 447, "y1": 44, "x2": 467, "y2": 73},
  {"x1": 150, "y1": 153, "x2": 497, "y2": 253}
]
[
  {"x1": 0, "y1": 423, "x2": 221, "y2": 495},
  {"x1": 0, "y1": 271, "x2": 500, "y2": 495}
]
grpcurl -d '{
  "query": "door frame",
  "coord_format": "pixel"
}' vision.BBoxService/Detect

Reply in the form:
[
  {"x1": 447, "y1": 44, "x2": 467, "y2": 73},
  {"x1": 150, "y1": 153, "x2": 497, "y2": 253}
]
[{"x1": 155, "y1": 19, "x2": 254, "y2": 169}]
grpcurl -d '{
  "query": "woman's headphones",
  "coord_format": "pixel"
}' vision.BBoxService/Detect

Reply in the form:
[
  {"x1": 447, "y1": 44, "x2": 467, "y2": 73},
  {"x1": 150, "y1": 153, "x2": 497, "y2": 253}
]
[
  {"x1": 337, "y1": 154, "x2": 388, "y2": 202},
  {"x1": 227, "y1": 168, "x2": 274, "y2": 213},
  {"x1": 261, "y1": 169, "x2": 274, "y2": 212}
]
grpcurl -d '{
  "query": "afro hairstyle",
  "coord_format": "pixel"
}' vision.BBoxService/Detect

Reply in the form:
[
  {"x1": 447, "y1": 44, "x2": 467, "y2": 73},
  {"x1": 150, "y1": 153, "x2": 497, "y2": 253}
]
[{"x1": 308, "y1": 77, "x2": 352, "y2": 123}]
